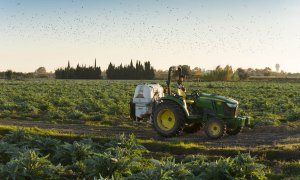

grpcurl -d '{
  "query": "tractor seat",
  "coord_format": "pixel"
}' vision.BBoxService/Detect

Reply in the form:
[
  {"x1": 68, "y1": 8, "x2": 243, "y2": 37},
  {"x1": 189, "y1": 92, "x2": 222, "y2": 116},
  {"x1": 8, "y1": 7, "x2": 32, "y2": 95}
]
[{"x1": 177, "y1": 89, "x2": 194, "y2": 104}]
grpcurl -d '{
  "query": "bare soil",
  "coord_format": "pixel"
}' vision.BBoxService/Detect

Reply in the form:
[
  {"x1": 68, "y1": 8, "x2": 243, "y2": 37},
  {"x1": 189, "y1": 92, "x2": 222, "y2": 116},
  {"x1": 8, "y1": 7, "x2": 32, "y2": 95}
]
[{"x1": 0, "y1": 119, "x2": 299, "y2": 148}]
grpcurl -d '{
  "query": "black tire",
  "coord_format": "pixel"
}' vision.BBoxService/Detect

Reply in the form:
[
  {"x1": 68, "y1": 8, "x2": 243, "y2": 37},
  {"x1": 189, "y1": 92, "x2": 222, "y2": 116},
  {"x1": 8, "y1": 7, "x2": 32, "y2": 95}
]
[
  {"x1": 226, "y1": 126, "x2": 243, "y2": 135},
  {"x1": 183, "y1": 123, "x2": 201, "y2": 133},
  {"x1": 152, "y1": 101, "x2": 185, "y2": 137},
  {"x1": 129, "y1": 100, "x2": 143, "y2": 121},
  {"x1": 129, "y1": 100, "x2": 136, "y2": 120},
  {"x1": 204, "y1": 118, "x2": 226, "y2": 139}
]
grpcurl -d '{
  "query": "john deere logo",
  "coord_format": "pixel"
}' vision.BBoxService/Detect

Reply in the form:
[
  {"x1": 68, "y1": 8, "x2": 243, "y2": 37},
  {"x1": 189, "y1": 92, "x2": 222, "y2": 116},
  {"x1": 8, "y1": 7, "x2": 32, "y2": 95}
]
[{"x1": 136, "y1": 86, "x2": 144, "y2": 98}]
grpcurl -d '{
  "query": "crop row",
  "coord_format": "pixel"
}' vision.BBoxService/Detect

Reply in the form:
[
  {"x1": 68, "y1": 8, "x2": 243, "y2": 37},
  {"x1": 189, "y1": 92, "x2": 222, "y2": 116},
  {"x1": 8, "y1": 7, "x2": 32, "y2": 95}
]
[
  {"x1": 0, "y1": 129, "x2": 271, "y2": 179},
  {"x1": 0, "y1": 80, "x2": 299, "y2": 125}
]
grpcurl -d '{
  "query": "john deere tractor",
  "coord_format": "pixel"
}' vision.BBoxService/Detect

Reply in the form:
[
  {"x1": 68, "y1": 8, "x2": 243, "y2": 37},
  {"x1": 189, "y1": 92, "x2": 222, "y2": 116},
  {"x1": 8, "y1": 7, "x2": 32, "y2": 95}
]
[{"x1": 130, "y1": 66, "x2": 250, "y2": 139}]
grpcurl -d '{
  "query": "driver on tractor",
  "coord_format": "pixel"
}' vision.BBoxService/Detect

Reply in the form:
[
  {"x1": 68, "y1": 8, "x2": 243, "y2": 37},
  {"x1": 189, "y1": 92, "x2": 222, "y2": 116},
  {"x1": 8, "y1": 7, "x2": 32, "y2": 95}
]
[
  {"x1": 177, "y1": 75, "x2": 194, "y2": 105},
  {"x1": 178, "y1": 75, "x2": 186, "y2": 92}
]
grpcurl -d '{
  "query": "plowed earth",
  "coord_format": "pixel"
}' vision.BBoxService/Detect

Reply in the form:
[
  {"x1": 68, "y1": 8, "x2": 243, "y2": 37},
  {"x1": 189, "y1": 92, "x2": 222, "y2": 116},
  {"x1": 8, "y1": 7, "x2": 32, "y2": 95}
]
[{"x1": 0, "y1": 119, "x2": 299, "y2": 148}]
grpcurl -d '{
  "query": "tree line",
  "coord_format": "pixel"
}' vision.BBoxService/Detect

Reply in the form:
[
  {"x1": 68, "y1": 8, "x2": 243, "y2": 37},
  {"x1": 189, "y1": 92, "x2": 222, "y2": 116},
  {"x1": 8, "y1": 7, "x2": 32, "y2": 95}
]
[
  {"x1": 2, "y1": 60, "x2": 299, "y2": 81},
  {"x1": 55, "y1": 60, "x2": 102, "y2": 79},
  {"x1": 0, "y1": 67, "x2": 50, "y2": 80},
  {"x1": 188, "y1": 65, "x2": 283, "y2": 81},
  {"x1": 201, "y1": 66, "x2": 287, "y2": 81},
  {"x1": 155, "y1": 65, "x2": 291, "y2": 81},
  {"x1": 202, "y1": 65, "x2": 235, "y2": 81},
  {"x1": 106, "y1": 60, "x2": 155, "y2": 80}
]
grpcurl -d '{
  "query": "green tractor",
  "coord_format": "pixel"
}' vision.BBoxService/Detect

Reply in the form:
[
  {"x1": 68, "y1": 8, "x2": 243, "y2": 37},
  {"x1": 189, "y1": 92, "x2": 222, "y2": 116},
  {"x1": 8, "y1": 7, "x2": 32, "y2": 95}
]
[{"x1": 130, "y1": 66, "x2": 250, "y2": 139}]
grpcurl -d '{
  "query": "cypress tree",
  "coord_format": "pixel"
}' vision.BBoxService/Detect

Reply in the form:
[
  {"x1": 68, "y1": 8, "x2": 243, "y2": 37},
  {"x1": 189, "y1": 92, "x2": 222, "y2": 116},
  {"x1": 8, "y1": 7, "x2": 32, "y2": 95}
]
[
  {"x1": 106, "y1": 60, "x2": 155, "y2": 80},
  {"x1": 55, "y1": 60, "x2": 102, "y2": 79}
]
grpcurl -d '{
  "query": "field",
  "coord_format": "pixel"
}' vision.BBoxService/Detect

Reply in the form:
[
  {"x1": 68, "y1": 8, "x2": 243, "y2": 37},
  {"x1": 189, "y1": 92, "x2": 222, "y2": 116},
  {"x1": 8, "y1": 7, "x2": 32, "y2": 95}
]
[
  {"x1": 1, "y1": 80, "x2": 300, "y2": 125},
  {"x1": 0, "y1": 80, "x2": 300, "y2": 179}
]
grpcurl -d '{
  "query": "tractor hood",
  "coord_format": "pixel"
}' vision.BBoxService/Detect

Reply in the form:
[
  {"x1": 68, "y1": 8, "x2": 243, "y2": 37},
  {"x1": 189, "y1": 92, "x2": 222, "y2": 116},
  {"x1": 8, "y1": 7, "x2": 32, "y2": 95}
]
[{"x1": 200, "y1": 93, "x2": 238, "y2": 105}]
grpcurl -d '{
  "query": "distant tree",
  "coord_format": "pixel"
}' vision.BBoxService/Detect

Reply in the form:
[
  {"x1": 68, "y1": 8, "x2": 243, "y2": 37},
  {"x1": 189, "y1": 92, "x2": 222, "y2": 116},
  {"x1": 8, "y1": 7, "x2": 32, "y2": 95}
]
[
  {"x1": 0, "y1": 72, "x2": 4, "y2": 79},
  {"x1": 263, "y1": 67, "x2": 272, "y2": 76},
  {"x1": 192, "y1": 67, "x2": 202, "y2": 78},
  {"x1": 223, "y1": 65, "x2": 233, "y2": 81},
  {"x1": 202, "y1": 65, "x2": 234, "y2": 81},
  {"x1": 106, "y1": 62, "x2": 115, "y2": 79},
  {"x1": 154, "y1": 69, "x2": 168, "y2": 80},
  {"x1": 181, "y1": 65, "x2": 192, "y2": 77},
  {"x1": 144, "y1": 61, "x2": 155, "y2": 79},
  {"x1": 5, "y1": 70, "x2": 13, "y2": 80},
  {"x1": 173, "y1": 65, "x2": 192, "y2": 78},
  {"x1": 246, "y1": 68, "x2": 255, "y2": 76},
  {"x1": 236, "y1": 68, "x2": 249, "y2": 80},
  {"x1": 35, "y1": 67, "x2": 47, "y2": 78},
  {"x1": 106, "y1": 60, "x2": 155, "y2": 80},
  {"x1": 55, "y1": 61, "x2": 101, "y2": 79}
]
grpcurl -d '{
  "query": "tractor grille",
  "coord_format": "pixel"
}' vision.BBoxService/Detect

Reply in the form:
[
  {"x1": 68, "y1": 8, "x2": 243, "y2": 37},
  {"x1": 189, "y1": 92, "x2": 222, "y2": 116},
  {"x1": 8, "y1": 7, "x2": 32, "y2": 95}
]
[{"x1": 223, "y1": 103, "x2": 238, "y2": 117}]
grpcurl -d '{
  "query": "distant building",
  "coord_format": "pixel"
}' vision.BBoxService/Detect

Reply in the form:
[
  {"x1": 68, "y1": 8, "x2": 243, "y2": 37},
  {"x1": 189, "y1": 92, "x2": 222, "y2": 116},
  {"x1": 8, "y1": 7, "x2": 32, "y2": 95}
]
[{"x1": 275, "y1": 64, "x2": 280, "y2": 72}]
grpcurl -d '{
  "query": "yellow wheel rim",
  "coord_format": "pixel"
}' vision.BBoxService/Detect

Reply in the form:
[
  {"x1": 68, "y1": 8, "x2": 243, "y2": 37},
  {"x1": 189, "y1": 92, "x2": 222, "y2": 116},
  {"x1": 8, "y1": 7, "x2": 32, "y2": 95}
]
[
  {"x1": 156, "y1": 109, "x2": 175, "y2": 131},
  {"x1": 209, "y1": 122, "x2": 221, "y2": 136}
]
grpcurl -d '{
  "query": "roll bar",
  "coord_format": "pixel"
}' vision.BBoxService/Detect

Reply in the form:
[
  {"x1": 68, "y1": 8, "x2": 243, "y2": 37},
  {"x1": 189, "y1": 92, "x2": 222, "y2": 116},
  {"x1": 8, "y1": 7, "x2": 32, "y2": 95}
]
[{"x1": 166, "y1": 66, "x2": 183, "y2": 95}]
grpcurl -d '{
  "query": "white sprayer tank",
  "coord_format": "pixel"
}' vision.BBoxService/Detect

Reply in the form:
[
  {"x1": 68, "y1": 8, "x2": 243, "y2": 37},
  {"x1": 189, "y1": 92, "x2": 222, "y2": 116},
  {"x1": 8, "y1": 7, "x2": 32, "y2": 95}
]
[{"x1": 132, "y1": 84, "x2": 164, "y2": 119}]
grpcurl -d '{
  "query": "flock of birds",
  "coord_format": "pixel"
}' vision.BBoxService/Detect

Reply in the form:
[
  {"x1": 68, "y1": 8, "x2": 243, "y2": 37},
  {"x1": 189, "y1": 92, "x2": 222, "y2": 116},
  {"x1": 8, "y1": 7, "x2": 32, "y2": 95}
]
[{"x1": 0, "y1": 0, "x2": 298, "y2": 57}]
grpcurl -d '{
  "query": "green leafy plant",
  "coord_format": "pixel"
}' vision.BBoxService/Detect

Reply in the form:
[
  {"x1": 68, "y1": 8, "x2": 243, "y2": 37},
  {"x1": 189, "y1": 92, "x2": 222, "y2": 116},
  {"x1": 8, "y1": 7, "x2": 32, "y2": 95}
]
[
  {"x1": 130, "y1": 158, "x2": 194, "y2": 180},
  {"x1": 0, "y1": 150, "x2": 62, "y2": 179},
  {"x1": 53, "y1": 140, "x2": 95, "y2": 166},
  {"x1": 3, "y1": 128, "x2": 31, "y2": 145},
  {"x1": 198, "y1": 153, "x2": 267, "y2": 180},
  {"x1": 0, "y1": 130, "x2": 277, "y2": 179}
]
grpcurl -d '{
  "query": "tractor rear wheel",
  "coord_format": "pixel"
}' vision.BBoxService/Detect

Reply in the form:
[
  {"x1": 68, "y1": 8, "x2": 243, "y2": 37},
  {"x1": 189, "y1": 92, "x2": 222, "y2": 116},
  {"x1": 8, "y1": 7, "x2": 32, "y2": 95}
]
[
  {"x1": 226, "y1": 126, "x2": 243, "y2": 135},
  {"x1": 204, "y1": 118, "x2": 226, "y2": 139},
  {"x1": 183, "y1": 123, "x2": 201, "y2": 133},
  {"x1": 152, "y1": 101, "x2": 185, "y2": 137}
]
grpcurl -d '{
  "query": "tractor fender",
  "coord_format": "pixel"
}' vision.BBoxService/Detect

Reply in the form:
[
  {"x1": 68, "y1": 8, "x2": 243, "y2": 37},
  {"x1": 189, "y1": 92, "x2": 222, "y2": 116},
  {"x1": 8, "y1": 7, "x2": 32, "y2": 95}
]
[{"x1": 159, "y1": 97, "x2": 189, "y2": 117}]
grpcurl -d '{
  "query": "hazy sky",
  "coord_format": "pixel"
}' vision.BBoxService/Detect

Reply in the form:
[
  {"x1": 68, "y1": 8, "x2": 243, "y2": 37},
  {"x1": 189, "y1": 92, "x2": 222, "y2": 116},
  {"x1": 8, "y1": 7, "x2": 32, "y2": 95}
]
[{"x1": 0, "y1": 0, "x2": 300, "y2": 72}]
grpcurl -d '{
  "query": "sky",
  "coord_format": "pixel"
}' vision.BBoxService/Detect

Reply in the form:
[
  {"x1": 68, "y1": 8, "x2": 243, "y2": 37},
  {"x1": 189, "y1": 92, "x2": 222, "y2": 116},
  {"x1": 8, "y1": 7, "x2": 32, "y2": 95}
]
[{"x1": 0, "y1": 0, "x2": 300, "y2": 73}]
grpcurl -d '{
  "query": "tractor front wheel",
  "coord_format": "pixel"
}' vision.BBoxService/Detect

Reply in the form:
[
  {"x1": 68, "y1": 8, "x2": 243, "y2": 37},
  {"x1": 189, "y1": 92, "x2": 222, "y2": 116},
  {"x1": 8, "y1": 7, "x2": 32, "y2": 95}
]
[
  {"x1": 204, "y1": 118, "x2": 226, "y2": 139},
  {"x1": 152, "y1": 101, "x2": 185, "y2": 137},
  {"x1": 226, "y1": 126, "x2": 243, "y2": 135}
]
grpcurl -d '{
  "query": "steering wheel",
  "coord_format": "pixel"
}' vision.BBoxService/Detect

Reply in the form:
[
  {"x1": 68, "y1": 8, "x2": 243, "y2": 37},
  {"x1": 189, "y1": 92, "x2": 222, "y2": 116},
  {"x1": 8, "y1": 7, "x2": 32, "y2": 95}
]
[{"x1": 191, "y1": 90, "x2": 201, "y2": 99}]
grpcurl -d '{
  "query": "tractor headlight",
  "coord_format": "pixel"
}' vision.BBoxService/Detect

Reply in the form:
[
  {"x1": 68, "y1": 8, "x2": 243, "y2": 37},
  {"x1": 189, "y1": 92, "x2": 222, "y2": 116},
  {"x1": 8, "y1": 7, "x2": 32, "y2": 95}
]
[{"x1": 226, "y1": 103, "x2": 237, "y2": 108}]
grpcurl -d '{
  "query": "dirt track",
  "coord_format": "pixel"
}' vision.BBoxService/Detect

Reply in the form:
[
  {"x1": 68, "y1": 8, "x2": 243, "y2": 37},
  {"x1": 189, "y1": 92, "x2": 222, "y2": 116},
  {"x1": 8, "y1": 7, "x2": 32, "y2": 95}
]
[{"x1": 0, "y1": 119, "x2": 299, "y2": 148}]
